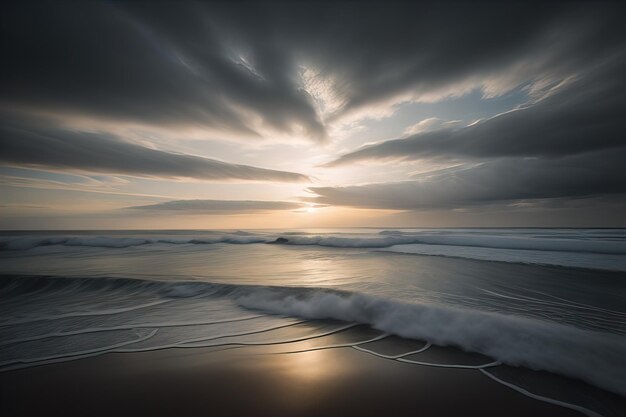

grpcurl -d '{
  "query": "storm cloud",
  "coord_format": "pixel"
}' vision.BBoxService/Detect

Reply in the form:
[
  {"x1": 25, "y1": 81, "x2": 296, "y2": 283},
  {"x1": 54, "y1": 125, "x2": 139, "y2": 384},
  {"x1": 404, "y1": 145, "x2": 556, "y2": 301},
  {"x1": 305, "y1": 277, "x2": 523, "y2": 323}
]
[
  {"x1": 310, "y1": 149, "x2": 626, "y2": 210},
  {"x1": 319, "y1": 41, "x2": 626, "y2": 216},
  {"x1": 2, "y1": 1, "x2": 624, "y2": 141},
  {"x1": 0, "y1": 115, "x2": 308, "y2": 182},
  {"x1": 327, "y1": 54, "x2": 626, "y2": 166}
]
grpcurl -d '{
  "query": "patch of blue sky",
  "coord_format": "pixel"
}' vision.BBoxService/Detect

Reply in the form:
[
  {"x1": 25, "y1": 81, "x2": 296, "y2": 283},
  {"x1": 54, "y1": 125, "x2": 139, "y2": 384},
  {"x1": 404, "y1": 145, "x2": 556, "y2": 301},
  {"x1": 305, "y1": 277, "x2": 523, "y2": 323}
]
[{"x1": 340, "y1": 86, "x2": 530, "y2": 149}]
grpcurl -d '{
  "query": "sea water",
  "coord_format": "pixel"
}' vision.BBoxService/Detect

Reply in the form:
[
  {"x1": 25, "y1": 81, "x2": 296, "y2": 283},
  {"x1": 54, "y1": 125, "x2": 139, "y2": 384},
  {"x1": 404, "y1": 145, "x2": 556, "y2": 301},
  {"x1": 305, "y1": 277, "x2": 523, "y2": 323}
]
[{"x1": 1, "y1": 228, "x2": 625, "y2": 408}]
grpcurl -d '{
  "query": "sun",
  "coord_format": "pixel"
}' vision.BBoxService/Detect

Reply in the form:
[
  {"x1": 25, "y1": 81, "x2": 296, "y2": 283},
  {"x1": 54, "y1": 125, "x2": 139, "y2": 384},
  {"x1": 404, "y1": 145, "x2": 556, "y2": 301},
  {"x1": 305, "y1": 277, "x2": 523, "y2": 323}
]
[{"x1": 306, "y1": 206, "x2": 317, "y2": 214}]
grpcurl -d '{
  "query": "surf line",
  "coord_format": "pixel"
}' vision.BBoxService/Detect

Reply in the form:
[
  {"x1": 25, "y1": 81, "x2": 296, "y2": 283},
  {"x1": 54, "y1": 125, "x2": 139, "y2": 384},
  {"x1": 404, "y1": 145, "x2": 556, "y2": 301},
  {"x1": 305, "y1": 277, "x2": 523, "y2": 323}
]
[
  {"x1": 353, "y1": 342, "x2": 432, "y2": 359},
  {"x1": 353, "y1": 344, "x2": 600, "y2": 416},
  {"x1": 172, "y1": 323, "x2": 360, "y2": 349},
  {"x1": 0, "y1": 328, "x2": 159, "y2": 371},
  {"x1": 0, "y1": 322, "x2": 358, "y2": 372},
  {"x1": 0, "y1": 299, "x2": 174, "y2": 326},
  {"x1": 479, "y1": 369, "x2": 603, "y2": 417},
  {"x1": 270, "y1": 332, "x2": 391, "y2": 354},
  {"x1": 354, "y1": 343, "x2": 499, "y2": 369},
  {"x1": 0, "y1": 314, "x2": 266, "y2": 346}
]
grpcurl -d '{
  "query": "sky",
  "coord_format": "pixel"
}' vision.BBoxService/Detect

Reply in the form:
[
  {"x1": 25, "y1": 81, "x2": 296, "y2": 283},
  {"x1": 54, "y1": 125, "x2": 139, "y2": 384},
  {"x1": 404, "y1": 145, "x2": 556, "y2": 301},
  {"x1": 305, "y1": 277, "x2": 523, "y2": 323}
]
[{"x1": 1, "y1": 0, "x2": 625, "y2": 229}]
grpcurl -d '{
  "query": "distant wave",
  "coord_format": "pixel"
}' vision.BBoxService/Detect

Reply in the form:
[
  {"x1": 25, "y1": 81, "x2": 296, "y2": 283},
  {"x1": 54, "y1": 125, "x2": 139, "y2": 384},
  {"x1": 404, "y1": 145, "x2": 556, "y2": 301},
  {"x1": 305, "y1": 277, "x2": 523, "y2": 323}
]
[
  {"x1": 2, "y1": 232, "x2": 625, "y2": 254},
  {"x1": 2, "y1": 274, "x2": 625, "y2": 397},
  {"x1": 2, "y1": 232, "x2": 625, "y2": 272},
  {"x1": 0, "y1": 235, "x2": 269, "y2": 250},
  {"x1": 378, "y1": 244, "x2": 626, "y2": 271},
  {"x1": 374, "y1": 232, "x2": 626, "y2": 255}
]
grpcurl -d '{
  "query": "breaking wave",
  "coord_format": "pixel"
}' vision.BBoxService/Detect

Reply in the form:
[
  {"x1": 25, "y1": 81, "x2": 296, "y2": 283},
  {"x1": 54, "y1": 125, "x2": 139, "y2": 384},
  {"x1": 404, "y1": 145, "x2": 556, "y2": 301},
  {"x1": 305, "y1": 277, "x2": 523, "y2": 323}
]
[
  {"x1": 235, "y1": 285, "x2": 626, "y2": 397},
  {"x1": 2, "y1": 274, "x2": 625, "y2": 397}
]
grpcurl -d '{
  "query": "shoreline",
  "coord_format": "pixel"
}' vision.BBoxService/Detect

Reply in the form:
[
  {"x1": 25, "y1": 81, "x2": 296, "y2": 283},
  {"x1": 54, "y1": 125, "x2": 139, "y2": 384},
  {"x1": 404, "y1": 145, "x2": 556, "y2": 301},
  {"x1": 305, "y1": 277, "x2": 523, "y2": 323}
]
[{"x1": 3, "y1": 328, "x2": 623, "y2": 417}]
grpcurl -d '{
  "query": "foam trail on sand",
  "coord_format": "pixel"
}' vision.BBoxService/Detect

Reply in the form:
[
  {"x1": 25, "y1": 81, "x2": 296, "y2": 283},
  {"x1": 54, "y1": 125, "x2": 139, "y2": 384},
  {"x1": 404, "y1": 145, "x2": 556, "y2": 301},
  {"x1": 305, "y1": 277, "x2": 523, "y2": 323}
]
[
  {"x1": 0, "y1": 322, "x2": 364, "y2": 373},
  {"x1": 396, "y1": 357, "x2": 500, "y2": 369},
  {"x1": 0, "y1": 315, "x2": 265, "y2": 346},
  {"x1": 353, "y1": 342, "x2": 432, "y2": 359},
  {"x1": 1, "y1": 299, "x2": 173, "y2": 325},
  {"x1": 176, "y1": 323, "x2": 359, "y2": 349},
  {"x1": 353, "y1": 343, "x2": 498, "y2": 368},
  {"x1": 479, "y1": 369, "x2": 602, "y2": 417},
  {"x1": 273, "y1": 332, "x2": 390, "y2": 354},
  {"x1": 155, "y1": 320, "x2": 310, "y2": 347},
  {"x1": 0, "y1": 321, "x2": 311, "y2": 369},
  {"x1": 0, "y1": 329, "x2": 159, "y2": 369}
]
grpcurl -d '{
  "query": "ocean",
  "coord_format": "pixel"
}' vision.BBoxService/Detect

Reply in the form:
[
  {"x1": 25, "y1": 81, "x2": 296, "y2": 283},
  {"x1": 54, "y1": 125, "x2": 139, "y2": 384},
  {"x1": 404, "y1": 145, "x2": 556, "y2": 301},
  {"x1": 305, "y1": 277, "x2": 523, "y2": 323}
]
[{"x1": 1, "y1": 228, "x2": 625, "y2": 413}]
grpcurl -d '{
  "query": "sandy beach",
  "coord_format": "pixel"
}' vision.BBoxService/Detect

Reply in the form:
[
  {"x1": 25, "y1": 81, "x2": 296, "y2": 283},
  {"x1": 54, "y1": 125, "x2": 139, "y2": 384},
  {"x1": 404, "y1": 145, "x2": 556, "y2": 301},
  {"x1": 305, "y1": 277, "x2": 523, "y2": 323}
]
[{"x1": 3, "y1": 323, "x2": 622, "y2": 417}]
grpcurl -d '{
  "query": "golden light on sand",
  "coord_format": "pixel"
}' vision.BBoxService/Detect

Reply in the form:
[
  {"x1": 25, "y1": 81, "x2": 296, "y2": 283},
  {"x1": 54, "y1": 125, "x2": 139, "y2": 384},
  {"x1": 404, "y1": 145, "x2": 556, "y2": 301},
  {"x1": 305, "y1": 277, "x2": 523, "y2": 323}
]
[{"x1": 280, "y1": 345, "x2": 343, "y2": 382}]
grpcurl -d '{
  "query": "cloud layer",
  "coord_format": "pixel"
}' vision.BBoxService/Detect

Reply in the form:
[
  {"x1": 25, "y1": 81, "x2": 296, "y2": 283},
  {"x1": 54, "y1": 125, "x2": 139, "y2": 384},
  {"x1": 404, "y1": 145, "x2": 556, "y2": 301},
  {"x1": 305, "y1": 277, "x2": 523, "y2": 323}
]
[
  {"x1": 310, "y1": 149, "x2": 626, "y2": 210},
  {"x1": 0, "y1": 115, "x2": 308, "y2": 182},
  {"x1": 3, "y1": 1, "x2": 624, "y2": 141},
  {"x1": 127, "y1": 199, "x2": 302, "y2": 213},
  {"x1": 315, "y1": 47, "x2": 626, "y2": 217},
  {"x1": 328, "y1": 55, "x2": 626, "y2": 166},
  {"x1": 2, "y1": 1, "x2": 626, "y2": 225}
]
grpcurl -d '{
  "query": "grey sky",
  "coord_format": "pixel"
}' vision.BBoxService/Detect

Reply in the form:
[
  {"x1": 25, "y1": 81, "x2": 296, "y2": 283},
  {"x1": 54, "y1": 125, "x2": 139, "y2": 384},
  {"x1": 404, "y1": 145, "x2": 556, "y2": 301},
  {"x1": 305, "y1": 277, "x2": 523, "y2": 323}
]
[{"x1": 1, "y1": 0, "x2": 624, "y2": 228}]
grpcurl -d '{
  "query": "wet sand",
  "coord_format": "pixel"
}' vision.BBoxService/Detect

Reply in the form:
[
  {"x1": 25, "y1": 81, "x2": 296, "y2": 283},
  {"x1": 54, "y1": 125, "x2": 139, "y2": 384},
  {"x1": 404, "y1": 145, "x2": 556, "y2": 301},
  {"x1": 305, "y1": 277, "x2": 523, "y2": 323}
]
[{"x1": 0, "y1": 338, "x2": 588, "y2": 417}]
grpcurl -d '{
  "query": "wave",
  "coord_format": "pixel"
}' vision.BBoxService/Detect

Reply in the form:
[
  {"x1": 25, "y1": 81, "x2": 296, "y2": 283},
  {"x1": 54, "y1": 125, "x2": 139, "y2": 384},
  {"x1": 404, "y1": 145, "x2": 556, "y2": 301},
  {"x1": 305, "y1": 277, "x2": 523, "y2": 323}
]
[
  {"x1": 2, "y1": 232, "x2": 625, "y2": 255},
  {"x1": 378, "y1": 244, "x2": 626, "y2": 271},
  {"x1": 234, "y1": 285, "x2": 626, "y2": 397},
  {"x1": 0, "y1": 235, "x2": 269, "y2": 250},
  {"x1": 2, "y1": 274, "x2": 625, "y2": 397},
  {"x1": 0, "y1": 275, "x2": 231, "y2": 299},
  {"x1": 375, "y1": 232, "x2": 626, "y2": 255}
]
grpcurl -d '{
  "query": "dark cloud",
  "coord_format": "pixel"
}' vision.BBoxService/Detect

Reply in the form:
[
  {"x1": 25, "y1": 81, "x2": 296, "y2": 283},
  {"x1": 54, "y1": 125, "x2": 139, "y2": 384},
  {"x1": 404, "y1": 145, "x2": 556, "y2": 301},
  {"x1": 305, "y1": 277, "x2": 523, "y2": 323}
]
[
  {"x1": 1, "y1": 1, "x2": 326, "y2": 141},
  {"x1": 2, "y1": 1, "x2": 624, "y2": 141},
  {"x1": 0, "y1": 114, "x2": 308, "y2": 182},
  {"x1": 2, "y1": 0, "x2": 625, "y2": 224},
  {"x1": 309, "y1": 149, "x2": 626, "y2": 210},
  {"x1": 328, "y1": 54, "x2": 626, "y2": 166},
  {"x1": 127, "y1": 199, "x2": 302, "y2": 212}
]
